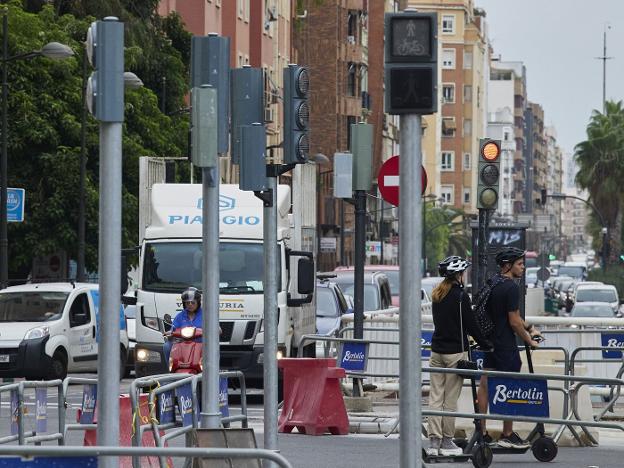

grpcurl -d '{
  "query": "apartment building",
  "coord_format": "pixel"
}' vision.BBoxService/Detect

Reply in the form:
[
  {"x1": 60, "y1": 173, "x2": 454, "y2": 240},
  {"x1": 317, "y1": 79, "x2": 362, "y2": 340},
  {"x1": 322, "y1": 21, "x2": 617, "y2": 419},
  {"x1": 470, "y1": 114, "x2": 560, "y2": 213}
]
[
  {"x1": 158, "y1": 0, "x2": 292, "y2": 180},
  {"x1": 408, "y1": 0, "x2": 490, "y2": 212},
  {"x1": 525, "y1": 101, "x2": 547, "y2": 215},
  {"x1": 545, "y1": 126, "x2": 564, "y2": 257}
]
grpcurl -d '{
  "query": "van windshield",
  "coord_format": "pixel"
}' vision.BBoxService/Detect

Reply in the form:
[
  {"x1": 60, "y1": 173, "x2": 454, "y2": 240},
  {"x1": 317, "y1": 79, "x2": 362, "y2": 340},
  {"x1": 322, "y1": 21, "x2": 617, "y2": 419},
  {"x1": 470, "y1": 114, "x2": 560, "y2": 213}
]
[
  {"x1": 142, "y1": 242, "x2": 277, "y2": 294},
  {"x1": 576, "y1": 289, "x2": 617, "y2": 303},
  {"x1": 0, "y1": 292, "x2": 68, "y2": 322}
]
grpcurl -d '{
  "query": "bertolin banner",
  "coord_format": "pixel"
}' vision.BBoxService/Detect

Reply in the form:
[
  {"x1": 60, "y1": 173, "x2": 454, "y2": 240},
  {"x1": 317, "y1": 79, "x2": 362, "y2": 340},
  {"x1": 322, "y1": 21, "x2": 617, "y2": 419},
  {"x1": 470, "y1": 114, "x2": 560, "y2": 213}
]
[
  {"x1": 601, "y1": 333, "x2": 624, "y2": 359},
  {"x1": 338, "y1": 341, "x2": 369, "y2": 372},
  {"x1": 421, "y1": 330, "x2": 433, "y2": 358},
  {"x1": 488, "y1": 377, "x2": 549, "y2": 418}
]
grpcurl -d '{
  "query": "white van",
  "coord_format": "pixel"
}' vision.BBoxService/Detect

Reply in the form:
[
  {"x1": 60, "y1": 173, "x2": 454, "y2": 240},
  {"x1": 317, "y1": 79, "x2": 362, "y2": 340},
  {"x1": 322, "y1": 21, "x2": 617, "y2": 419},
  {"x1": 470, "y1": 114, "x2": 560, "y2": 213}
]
[{"x1": 0, "y1": 283, "x2": 129, "y2": 380}]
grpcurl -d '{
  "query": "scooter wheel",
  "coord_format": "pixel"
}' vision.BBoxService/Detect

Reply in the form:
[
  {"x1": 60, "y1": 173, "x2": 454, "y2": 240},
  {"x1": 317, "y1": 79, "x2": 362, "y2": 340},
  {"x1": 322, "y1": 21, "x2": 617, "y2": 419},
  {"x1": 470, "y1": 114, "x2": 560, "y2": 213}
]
[
  {"x1": 471, "y1": 444, "x2": 493, "y2": 468},
  {"x1": 531, "y1": 436, "x2": 558, "y2": 462}
]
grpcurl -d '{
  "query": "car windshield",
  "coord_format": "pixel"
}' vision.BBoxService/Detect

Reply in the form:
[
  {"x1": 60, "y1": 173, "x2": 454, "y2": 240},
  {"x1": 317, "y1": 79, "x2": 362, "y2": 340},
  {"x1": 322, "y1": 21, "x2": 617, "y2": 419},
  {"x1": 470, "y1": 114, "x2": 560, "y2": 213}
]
[
  {"x1": 143, "y1": 242, "x2": 279, "y2": 294},
  {"x1": 558, "y1": 266, "x2": 584, "y2": 279},
  {"x1": 316, "y1": 287, "x2": 339, "y2": 317},
  {"x1": 572, "y1": 305, "x2": 614, "y2": 317},
  {"x1": 339, "y1": 284, "x2": 380, "y2": 311},
  {"x1": 576, "y1": 289, "x2": 617, "y2": 303},
  {"x1": 0, "y1": 291, "x2": 68, "y2": 322}
]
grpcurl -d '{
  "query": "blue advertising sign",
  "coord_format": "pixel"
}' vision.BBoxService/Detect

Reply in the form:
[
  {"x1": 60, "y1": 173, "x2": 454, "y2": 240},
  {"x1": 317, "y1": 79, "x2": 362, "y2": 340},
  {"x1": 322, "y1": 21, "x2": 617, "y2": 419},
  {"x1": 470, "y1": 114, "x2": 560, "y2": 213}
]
[
  {"x1": 421, "y1": 330, "x2": 433, "y2": 358},
  {"x1": 488, "y1": 377, "x2": 549, "y2": 418},
  {"x1": 601, "y1": 333, "x2": 624, "y2": 359},
  {"x1": 89, "y1": 290, "x2": 126, "y2": 343},
  {"x1": 35, "y1": 388, "x2": 47, "y2": 433},
  {"x1": 157, "y1": 390, "x2": 175, "y2": 425},
  {"x1": 10, "y1": 390, "x2": 18, "y2": 435},
  {"x1": 7, "y1": 188, "x2": 25, "y2": 223},
  {"x1": 79, "y1": 384, "x2": 97, "y2": 424},
  {"x1": 472, "y1": 351, "x2": 485, "y2": 371},
  {"x1": 338, "y1": 341, "x2": 369, "y2": 372},
  {"x1": 175, "y1": 383, "x2": 194, "y2": 427},
  {"x1": 219, "y1": 377, "x2": 229, "y2": 418}
]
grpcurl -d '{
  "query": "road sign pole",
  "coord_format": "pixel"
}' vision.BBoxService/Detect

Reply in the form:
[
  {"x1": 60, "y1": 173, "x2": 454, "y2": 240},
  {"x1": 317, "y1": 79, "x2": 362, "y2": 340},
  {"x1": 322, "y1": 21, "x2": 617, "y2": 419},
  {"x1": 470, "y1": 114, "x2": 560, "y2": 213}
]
[{"x1": 399, "y1": 114, "x2": 422, "y2": 467}]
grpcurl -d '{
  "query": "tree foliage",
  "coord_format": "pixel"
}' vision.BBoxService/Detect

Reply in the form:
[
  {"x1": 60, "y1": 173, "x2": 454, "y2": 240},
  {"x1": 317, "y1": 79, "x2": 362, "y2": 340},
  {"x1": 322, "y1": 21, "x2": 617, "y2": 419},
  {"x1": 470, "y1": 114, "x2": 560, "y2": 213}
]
[
  {"x1": 575, "y1": 100, "x2": 624, "y2": 264},
  {"x1": 5, "y1": 1, "x2": 190, "y2": 279}
]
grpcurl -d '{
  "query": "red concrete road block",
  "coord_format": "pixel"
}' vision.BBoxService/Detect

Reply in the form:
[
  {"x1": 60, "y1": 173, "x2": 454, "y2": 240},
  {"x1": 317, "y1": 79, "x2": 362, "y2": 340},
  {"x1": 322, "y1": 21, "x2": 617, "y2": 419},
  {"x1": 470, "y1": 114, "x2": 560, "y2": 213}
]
[
  {"x1": 81, "y1": 394, "x2": 170, "y2": 467},
  {"x1": 278, "y1": 358, "x2": 349, "y2": 436}
]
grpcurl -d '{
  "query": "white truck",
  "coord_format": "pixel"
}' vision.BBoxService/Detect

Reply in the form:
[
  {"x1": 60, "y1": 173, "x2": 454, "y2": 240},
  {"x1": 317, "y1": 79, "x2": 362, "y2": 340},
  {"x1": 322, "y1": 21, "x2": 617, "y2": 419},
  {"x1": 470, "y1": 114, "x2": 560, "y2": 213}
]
[
  {"x1": 132, "y1": 158, "x2": 317, "y2": 385},
  {"x1": 0, "y1": 282, "x2": 130, "y2": 380}
]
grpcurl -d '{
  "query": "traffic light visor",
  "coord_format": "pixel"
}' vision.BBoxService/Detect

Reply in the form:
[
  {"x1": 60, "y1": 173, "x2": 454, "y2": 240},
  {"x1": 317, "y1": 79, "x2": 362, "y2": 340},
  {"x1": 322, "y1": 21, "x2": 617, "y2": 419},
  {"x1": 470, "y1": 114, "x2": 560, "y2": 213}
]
[{"x1": 481, "y1": 141, "x2": 500, "y2": 161}]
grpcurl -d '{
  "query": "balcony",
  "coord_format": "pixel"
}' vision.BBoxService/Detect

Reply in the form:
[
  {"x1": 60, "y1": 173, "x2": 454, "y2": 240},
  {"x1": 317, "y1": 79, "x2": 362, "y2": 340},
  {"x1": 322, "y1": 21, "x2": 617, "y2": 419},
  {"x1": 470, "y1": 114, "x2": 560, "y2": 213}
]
[
  {"x1": 342, "y1": 42, "x2": 365, "y2": 64},
  {"x1": 341, "y1": 96, "x2": 361, "y2": 116},
  {"x1": 345, "y1": 0, "x2": 364, "y2": 10}
]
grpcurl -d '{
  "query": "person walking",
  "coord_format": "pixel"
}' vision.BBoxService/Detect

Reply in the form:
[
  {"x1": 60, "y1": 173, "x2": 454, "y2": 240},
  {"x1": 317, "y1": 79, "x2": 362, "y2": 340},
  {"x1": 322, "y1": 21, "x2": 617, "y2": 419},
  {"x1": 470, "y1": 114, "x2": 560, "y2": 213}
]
[
  {"x1": 426, "y1": 256, "x2": 492, "y2": 456},
  {"x1": 476, "y1": 247, "x2": 541, "y2": 449}
]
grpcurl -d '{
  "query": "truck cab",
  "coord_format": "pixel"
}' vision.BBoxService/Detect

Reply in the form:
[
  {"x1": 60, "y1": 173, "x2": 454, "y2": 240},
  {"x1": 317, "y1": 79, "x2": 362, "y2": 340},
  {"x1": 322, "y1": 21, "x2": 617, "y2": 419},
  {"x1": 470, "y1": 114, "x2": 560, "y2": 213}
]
[
  {"x1": 0, "y1": 283, "x2": 129, "y2": 380},
  {"x1": 133, "y1": 183, "x2": 316, "y2": 384}
]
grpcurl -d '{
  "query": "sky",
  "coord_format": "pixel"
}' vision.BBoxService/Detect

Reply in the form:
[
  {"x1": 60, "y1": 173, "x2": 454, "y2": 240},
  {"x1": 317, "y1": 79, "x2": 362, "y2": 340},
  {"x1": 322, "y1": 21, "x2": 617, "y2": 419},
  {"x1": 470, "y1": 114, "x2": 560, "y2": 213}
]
[{"x1": 476, "y1": 0, "x2": 624, "y2": 156}]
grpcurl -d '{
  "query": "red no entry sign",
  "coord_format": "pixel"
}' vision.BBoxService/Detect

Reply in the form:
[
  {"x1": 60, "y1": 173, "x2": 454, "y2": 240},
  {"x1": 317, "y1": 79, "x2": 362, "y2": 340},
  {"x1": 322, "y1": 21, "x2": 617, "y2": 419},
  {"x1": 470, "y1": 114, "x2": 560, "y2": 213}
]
[{"x1": 377, "y1": 156, "x2": 428, "y2": 206}]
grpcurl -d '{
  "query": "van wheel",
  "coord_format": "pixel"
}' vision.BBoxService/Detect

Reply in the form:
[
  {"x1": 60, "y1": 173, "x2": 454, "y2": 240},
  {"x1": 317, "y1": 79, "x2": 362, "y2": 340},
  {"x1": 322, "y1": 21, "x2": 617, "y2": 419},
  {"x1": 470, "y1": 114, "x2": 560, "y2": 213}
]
[{"x1": 47, "y1": 350, "x2": 67, "y2": 380}]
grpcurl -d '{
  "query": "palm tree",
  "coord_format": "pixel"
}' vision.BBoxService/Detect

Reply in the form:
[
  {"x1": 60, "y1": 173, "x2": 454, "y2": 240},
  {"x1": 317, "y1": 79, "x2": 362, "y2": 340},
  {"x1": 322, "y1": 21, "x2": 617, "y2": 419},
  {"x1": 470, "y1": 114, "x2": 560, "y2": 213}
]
[{"x1": 575, "y1": 100, "x2": 624, "y2": 264}]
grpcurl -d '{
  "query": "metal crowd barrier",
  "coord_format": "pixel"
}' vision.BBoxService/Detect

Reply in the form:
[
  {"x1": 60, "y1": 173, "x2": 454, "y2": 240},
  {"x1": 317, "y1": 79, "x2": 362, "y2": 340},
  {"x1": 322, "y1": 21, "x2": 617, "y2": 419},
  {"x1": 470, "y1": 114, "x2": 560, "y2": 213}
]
[
  {"x1": 0, "y1": 379, "x2": 64, "y2": 446},
  {"x1": 0, "y1": 445, "x2": 293, "y2": 468},
  {"x1": 61, "y1": 376, "x2": 98, "y2": 443}
]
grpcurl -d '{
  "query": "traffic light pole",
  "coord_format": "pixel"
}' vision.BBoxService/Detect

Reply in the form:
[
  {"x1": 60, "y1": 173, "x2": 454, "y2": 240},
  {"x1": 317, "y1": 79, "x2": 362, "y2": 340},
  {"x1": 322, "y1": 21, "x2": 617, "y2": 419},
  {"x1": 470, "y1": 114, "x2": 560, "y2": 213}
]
[
  {"x1": 201, "y1": 165, "x2": 221, "y2": 430},
  {"x1": 97, "y1": 122, "x2": 122, "y2": 468},
  {"x1": 399, "y1": 114, "x2": 422, "y2": 467},
  {"x1": 353, "y1": 189, "x2": 366, "y2": 397}
]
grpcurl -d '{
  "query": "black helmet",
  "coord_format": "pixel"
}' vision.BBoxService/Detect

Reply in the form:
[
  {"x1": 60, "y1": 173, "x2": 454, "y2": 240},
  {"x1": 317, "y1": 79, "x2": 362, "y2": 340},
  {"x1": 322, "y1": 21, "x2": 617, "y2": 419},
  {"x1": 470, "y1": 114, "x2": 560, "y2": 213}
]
[
  {"x1": 181, "y1": 287, "x2": 201, "y2": 305},
  {"x1": 495, "y1": 247, "x2": 526, "y2": 266},
  {"x1": 438, "y1": 256, "x2": 471, "y2": 277}
]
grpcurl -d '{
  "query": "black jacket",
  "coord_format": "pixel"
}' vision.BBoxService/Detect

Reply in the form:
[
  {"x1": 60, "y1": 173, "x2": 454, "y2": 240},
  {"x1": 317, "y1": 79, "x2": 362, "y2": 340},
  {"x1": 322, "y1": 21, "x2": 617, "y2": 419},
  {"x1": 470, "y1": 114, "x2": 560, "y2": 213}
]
[{"x1": 431, "y1": 283, "x2": 490, "y2": 354}]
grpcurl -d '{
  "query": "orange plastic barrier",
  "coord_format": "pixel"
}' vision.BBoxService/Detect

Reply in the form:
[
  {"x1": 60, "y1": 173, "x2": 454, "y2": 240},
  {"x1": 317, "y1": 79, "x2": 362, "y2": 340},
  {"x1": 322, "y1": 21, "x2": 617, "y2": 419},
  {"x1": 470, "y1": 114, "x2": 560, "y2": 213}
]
[{"x1": 278, "y1": 358, "x2": 349, "y2": 436}]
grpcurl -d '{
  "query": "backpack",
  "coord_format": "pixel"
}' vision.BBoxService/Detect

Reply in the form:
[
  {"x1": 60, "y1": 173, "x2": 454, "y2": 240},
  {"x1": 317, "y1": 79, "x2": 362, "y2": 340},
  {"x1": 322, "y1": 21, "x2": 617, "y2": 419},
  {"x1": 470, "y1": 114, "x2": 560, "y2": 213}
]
[{"x1": 471, "y1": 274, "x2": 510, "y2": 337}]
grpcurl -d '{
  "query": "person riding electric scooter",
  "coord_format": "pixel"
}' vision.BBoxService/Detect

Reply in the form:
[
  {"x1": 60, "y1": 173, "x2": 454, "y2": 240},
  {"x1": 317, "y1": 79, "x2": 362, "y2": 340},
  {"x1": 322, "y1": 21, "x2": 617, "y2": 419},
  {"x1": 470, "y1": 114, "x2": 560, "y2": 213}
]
[{"x1": 164, "y1": 287, "x2": 204, "y2": 373}]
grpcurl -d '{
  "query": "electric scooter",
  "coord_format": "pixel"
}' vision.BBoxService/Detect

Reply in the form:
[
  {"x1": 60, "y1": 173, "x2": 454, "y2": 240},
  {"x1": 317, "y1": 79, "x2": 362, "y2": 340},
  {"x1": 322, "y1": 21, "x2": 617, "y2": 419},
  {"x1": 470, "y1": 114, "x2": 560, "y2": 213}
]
[
  {"x1": 163, "y1": 313, "x2": 203, "y2": 374},
  {"x1": 456, "y1": 335, "x2": 558, "y2": 463},
  {"x1": 423, "y1": 343, "x2": 494, "y2": 468}
]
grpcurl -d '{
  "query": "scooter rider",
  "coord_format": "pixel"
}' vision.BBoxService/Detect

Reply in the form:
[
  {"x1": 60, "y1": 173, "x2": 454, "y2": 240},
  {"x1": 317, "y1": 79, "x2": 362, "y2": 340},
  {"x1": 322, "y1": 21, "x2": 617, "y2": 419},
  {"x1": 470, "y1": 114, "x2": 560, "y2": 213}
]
[
  {"x1": 477, "y1": 246, "x2": 542, "y2": 449},
  {"x1": 426, "y1": 256, "x2": 493, "y2": 457},
  {"x1": 163, "y1": 287, "x2": 203, "y2": 365}
]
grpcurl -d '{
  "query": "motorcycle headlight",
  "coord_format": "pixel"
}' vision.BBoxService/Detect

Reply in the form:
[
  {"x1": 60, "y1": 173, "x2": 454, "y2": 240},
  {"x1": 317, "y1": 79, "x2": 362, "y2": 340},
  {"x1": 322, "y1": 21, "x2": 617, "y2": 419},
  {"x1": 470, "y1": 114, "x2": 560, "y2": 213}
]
[
  {"x1": 24, "y1": 326, "x2": 50, "y2": 340},
  {"x1": 181, "y1": 327, "x2": 195, "y2": 339}
]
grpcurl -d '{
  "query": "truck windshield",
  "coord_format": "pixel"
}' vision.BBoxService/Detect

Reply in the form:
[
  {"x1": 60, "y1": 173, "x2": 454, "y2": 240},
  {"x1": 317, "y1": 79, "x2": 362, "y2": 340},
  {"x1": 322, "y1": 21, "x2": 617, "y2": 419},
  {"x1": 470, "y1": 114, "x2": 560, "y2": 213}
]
[
  {"x1": 0, "y1": 291, "x2": 68, "y2": 322},
  {"x1": 143, "y1": 242, "x2": 274, "y2": 294}
]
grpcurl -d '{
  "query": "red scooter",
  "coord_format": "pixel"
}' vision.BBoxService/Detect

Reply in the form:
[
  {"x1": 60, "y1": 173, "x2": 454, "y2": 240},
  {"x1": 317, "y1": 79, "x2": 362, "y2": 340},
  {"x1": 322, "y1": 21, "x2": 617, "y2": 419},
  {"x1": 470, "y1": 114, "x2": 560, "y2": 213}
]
[{"x1": 164, "y1": 314, "x2": 203, "y2": 374}]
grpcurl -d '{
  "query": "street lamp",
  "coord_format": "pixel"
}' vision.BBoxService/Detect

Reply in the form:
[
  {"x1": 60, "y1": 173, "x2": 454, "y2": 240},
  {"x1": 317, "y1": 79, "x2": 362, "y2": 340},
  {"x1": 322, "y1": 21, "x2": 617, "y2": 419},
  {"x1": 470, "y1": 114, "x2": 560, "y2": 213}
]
[{"x1": 0, "y1": 11, "x2": 74, "y2": 289}]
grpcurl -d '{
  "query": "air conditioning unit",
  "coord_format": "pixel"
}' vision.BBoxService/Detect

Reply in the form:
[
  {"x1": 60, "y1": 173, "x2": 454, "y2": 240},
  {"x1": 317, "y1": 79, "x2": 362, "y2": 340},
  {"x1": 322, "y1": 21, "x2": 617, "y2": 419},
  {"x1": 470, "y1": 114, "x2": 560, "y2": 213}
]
[
  {"x1": 347, "y1": 35, "x2": 356, "y2": 45},
  {"x1": 264, "y1": 108, "x2": 274, "y2": 123}
]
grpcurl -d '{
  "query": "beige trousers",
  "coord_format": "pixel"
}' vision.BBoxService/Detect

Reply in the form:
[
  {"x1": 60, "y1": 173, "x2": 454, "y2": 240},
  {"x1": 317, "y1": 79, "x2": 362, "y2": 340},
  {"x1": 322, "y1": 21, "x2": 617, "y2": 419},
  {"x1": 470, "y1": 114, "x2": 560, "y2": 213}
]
[{"x1": 427, "y1": 351, "x2": 467, "y2": 439}]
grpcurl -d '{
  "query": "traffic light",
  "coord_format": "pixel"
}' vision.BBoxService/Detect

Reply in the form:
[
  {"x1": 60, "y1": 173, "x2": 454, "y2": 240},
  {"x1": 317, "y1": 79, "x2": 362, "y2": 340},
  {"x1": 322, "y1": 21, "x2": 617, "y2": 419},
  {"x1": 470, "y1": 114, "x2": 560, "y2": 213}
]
[
  {"x1": 477, "y1": 139, "x2": 501, "y2": 210},
  {"x1": 190, "y1": 85, "x2": 218, "y2": 167},
  {"x1": 230, "y1": 67, "x2": 264, "y2": 165},
  {"x1": 283, "y1": 64, "x2": 310, "y2": 164},
  {"x1": 85, "y1": 18, "x2": 124, "y2": 121},
  {"x1": 351, "y1": 123, "x2": 373, "y2": 191},
  {"x1": 384, "y1": 11, "x2": 437, "y2": 115}
]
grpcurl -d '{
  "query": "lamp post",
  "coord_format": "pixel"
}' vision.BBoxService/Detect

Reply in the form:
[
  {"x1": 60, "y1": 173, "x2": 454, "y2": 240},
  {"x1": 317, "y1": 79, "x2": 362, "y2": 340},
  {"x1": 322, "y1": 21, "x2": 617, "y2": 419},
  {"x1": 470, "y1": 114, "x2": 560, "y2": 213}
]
[{"x1": 0, "y1": 9, "x2": 73, "y2": 289}]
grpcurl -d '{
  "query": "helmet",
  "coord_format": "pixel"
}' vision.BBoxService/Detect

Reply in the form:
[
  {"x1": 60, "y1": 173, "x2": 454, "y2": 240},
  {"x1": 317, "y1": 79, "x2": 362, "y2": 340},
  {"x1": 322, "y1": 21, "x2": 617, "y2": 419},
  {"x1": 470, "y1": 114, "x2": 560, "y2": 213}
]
[
  {"x1": 438, "y1": 256, "x2": 471, "y2": 277},
  {"x1": 495, "y1": 247, "x2": 526, "y2": 266},
  {"x1": 181, "y1": 287, "x2": 201, "y2": 304}
]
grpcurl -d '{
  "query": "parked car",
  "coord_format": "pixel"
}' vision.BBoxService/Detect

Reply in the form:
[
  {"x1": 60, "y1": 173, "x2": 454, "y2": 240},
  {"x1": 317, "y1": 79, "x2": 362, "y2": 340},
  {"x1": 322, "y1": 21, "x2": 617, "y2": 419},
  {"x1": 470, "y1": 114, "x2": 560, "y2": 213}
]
[
  {"x1": 558, "y1": 262, "x2": 587, "y2": 280},
  {"x1": 363, "y1": 265, "x2": 400, "y2": 306},
  {"x1": 421, "y1": 276, "x2": 443, "y2": 301},
  {"x1": 574, "y1": 283, "x2": 619, "y2": 315},
  {"x1": 330, "y1": 269, "x2": 393, "y2": 312},
  {"x1": 315, "y1": 278, "x2": 351, "y2": 336}
]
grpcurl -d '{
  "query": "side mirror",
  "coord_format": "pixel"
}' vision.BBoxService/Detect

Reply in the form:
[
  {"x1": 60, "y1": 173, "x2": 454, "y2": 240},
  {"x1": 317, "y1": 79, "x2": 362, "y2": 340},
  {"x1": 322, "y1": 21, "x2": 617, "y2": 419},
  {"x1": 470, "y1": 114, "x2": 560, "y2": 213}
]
[
  {"x1": 297, "y1": 258, "x2": 315, "y2": 295},
  {"x1": 121, "y1": 295, "x2": 137, "y2": 306},
  {"x1": 72, "y1": 313, "x2": 88, "y2": 326}
]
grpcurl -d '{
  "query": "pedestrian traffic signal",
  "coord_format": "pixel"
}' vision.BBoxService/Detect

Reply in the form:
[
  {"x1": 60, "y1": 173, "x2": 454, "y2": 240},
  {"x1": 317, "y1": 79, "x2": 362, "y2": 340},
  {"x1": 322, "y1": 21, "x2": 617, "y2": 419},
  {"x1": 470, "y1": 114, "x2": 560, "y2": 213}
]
[
  {"x1": 384, "y1": 11, "x2": 437, "y2": 115},
  {"x1": 477, "y1": 139, "x2": 501, "y2": 210},
  {"x1": 85, "y1": 18, "x2": 124, "y2": 122},
  {"x1": 283, "y1": 64, "x2": 310, "y2": 164}
]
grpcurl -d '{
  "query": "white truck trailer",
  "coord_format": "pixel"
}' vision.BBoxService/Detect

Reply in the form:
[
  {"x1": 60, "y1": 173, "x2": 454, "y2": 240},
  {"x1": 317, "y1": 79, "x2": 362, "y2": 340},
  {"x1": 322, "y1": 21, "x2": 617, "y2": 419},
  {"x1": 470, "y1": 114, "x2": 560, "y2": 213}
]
[{"x1": 132, "y1": 158, "x2": 317, "y2": 385}]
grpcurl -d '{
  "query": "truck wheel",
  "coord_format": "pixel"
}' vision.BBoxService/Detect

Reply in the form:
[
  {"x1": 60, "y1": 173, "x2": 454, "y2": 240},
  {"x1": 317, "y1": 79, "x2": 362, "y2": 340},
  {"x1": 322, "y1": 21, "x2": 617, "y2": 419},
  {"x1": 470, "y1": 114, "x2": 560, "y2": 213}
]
[{"x1": 47, "y1": 350, "x2": 68, "y2": 380}]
